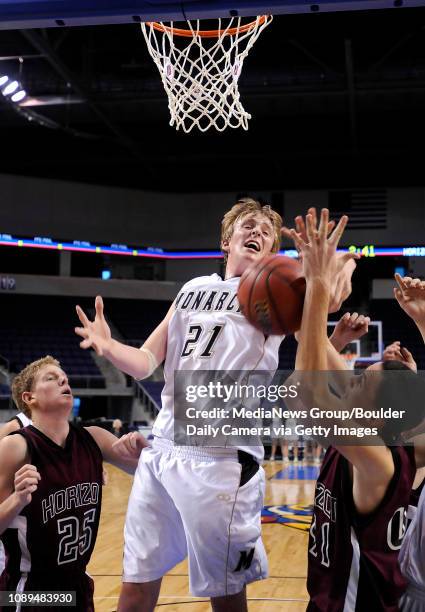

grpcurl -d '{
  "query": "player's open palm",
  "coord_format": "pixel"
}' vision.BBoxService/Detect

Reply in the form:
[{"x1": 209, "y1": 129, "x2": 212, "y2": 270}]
[
  {"x1": 288, "y1": 209, "x2": 354, "y2": 284},
  {"x1": 14, "y1": 464, "x2": 40, "y2": 507},
  {"x1": 282, "y1": 207, "x2": 358, "y2": 311},
  {"x1": 75, "y1": 296, "x2": 112, "y2": 356},
  {"x1": 394, "y1": 274, "x2": 425, "y2": 324}
]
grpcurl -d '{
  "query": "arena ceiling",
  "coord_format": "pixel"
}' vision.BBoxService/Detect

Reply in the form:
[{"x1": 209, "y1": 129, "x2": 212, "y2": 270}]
[{"x1": 1, "y1": 6, "x2": 425, "y2": 191}]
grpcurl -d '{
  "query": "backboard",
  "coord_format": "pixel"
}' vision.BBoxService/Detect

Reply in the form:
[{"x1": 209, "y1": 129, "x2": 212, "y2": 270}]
[{"x1": 327, "y1": 320, "x2": 383, "y2": 362}]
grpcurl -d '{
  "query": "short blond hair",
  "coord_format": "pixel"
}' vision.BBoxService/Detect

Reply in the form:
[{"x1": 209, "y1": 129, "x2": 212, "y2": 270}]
[
  {"x1": 221, "y1": 197, "x2": 282, "y2": 264},
  {"x1": 11, "y1": 355, "x2": 61, "y2": 417}
]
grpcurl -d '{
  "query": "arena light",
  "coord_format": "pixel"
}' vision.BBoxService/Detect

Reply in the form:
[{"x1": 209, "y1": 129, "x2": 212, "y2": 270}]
[
  {"x1": 0, "y1": 75, "x2": 8, "y2": 87},
  {"x1": 11, "y1": 90, "x2": 26, "y2": 103},
  {"x1": 2, "y1": 80, "x2": 18, "y2": 96}
]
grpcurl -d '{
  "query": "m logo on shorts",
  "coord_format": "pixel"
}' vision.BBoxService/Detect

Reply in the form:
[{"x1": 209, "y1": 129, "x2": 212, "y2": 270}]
[{"x1": 233, "y1": 548, "x2": 255, "y2": 572}]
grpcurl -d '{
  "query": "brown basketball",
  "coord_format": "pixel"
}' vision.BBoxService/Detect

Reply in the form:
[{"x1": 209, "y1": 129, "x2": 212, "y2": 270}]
[{"x1": 238, "y1": 255, "x2": 306, "y2": 335}]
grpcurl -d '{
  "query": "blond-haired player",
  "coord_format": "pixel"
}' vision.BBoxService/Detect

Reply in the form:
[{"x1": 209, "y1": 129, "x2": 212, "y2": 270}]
[
  {"x1": 75, "y1": 198, "x2": 355, "y2": 612},
  {"x1": 0, "y1": 356, "x2": 146, "y2": 610}
]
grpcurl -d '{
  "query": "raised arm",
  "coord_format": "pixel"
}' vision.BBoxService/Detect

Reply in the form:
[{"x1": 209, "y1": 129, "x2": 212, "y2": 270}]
[
  {"x1": 393, "y1": 276, "x2": 425, "y2": 467},
  {"x1": 75, "y1": 296, "x2": 175, "y2": 380},
  {"x1": 282, "y1": 206, "x2": 359, "y2": 314},
  {"x1": 293, "y1": 209, "x2": 394, "y2": 513},
  {"x1": 394, "y1": 274, "x2": 425, "y2": 342}
]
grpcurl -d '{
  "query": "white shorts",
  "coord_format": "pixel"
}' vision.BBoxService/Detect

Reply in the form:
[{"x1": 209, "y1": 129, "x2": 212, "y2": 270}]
[{"x1": 123, "y1": 437, "x2": 267, "y2": 597}]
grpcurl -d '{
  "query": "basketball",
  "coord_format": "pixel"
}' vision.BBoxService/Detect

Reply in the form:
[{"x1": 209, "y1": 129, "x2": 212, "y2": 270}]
[{"x1": 238, "y1": 255, "x2": 306, "y2": 335}]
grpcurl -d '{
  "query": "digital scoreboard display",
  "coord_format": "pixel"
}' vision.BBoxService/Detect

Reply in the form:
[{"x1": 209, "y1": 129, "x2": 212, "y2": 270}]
[{"x1": 0, "y1": 234, "x2": 422, "y2": 260}]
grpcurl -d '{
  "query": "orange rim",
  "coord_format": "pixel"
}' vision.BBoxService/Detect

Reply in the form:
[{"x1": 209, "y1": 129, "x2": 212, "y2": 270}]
[{"x1": 145, "y1": 15, "x2": 269, "y2": 38}]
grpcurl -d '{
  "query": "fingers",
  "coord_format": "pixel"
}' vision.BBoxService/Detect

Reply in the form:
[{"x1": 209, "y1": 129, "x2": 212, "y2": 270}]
[
  {"x1": 79, "y1": 338, "x2": 94, "y2": 350},
  {"x1": 95, "y1": 296, "x2": 104, "y2": 318},
  {"x1": 401, "y1": 346, "x2": 414, "y2": 360},
  {"x1": 394, "y1": 273, "x2": 408, "y2": 292},
  {"x1": 112, "y1": 433, "x2": 145, "y2": 458},
  {"x1": 327, "y1": 220, "x2": 336, "y2": 235},
  {"x1": 74, "y1": 327, "x2": 93, "y2": 349},
  {"x1": 289, "y1": 228, "x2": 305, "y2": 253},
  {"x1": 76, "y1": 305, "x2": 90, "y2": 327},
  {"x1": 135, "y1": 434, "x2": 150, "y2": 450},
  {"x1": 393, "y1": 287, "x2": 404, "y2": 304},
  {"x1": 400, "y1": 347, "x2": 417, "y2": 371},
  {"x1": 15, "y1": 464, "x2": 40, "y2": 493},
  {"x1": 281, "y1": 227, "x2": 304, "y2": 257},
  {"x1": 397, "y1": 276, "x2": 425, "y2": 291},
  {"x1": 318, "y1": 208, "x2": 329, "y2": 241},
  {"x1": 75, "y1": 326, "x2": 89, "y2": 339},
  {"x1": 282, "y1": 208, "x2": 336, "y2": 245},
  {"x1": 15, "y1": 464, "x2": 40, "y2": 480},
  {"x1": 383, "y1": 349, "x2": 400, "y2": 361},
  {"x1": 384, "y1": 341, "x2": 401, "y2": 353},
  {"x1": 340, "y1": 251, "x2": 360, "y2": 268},
  {"x1": 280, "y1": 226, "x2": 294, "y2": 240},
  {"x1": 295, "y1": 215, "x2": 307, "y2": 241},
  {"x1": 305, "y1": 213, "x2": 316, "y2": 244},
  {"x1": 383, "y1": 340, "x2": 401, "y2": 356},
  {"x1": 307, "y1": 207, "x2": 317, "y2": 225},
  {"x1": 346, "y1": 313, "x2": 370, "y2": 329},
  {"x1": 329, "y1": 214, "x2": 348, "y2": 247},
  {"x1": 357, "y1": 315, "x2": 370, "y2": 328}
]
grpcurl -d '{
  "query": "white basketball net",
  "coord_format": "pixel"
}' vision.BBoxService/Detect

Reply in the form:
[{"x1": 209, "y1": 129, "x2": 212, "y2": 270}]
[{"x1": 141, "y1": 16, "x2": 273, "y2": 133}]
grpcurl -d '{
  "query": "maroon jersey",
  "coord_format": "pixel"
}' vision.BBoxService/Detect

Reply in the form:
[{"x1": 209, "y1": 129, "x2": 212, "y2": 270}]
[
  {"x1": 0, "y1": 424, "x2": 103, "y2": 612},
  {"x1": 307, "y1": 445, "x2": 416, "y2": 612}
]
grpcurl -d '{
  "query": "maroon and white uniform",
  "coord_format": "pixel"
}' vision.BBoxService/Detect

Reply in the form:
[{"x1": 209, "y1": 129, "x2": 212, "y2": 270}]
[
  {"x1": 308, "y1": 445, "x2": 416, "y2": 612},
  {"x1": 0, "y1": 424, "x2": 103, "y2": 612}
]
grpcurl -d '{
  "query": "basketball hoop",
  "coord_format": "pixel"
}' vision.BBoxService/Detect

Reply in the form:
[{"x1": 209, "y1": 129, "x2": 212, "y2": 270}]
[{"x1": 140, "y1": 16, "x2": 273, "y2": 132}]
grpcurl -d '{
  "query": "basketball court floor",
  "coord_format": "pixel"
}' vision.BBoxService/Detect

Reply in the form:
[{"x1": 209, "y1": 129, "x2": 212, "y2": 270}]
[{"x1": 89, "y1": 460, "x2": 316, "y2": 611}]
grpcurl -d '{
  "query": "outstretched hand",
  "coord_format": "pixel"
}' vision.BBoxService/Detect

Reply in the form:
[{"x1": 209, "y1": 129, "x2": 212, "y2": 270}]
[
  {"x1": 75, "y1": 296, "x2": 112, "y2": 356},
  {"x1": 394, "y1": 274, "x2": 425, "y2": 325},
  {"x1": 330, "y1": 312, "x2": 370, "y2": 352},
  {"x1": 285, "y1": 208, "x2": 356, "y2": 286},
  {"x1": 282, "y1": 207, "x2": 359, "y2": 311},
  {"x1": 281, "y1": 206, "x2": 336, "y2": 246}
]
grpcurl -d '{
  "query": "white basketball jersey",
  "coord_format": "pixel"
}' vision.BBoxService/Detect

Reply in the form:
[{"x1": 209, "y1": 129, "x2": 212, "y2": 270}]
[{"x1": 152, "y1": 274, "x2": 284, "y2": 460}]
